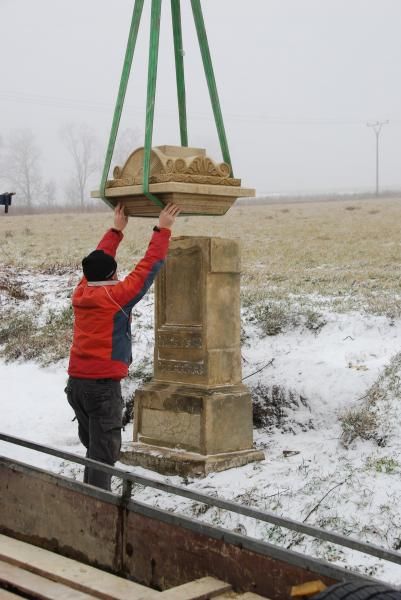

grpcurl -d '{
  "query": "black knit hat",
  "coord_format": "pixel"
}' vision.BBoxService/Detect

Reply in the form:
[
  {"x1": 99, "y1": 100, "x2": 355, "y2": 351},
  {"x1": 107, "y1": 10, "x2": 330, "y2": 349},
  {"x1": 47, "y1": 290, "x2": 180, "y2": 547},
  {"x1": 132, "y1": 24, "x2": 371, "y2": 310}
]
[{"x1": 82, "y1": 250, "x2": 117, "y2": 281}]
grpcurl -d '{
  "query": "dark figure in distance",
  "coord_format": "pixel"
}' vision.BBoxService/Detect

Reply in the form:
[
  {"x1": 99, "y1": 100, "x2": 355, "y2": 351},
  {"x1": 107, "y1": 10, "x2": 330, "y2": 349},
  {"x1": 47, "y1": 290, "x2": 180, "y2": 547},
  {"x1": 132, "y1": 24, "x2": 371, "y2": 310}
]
[{"x1": 0, "y1": 192, "x2": 15, "y2": 213}]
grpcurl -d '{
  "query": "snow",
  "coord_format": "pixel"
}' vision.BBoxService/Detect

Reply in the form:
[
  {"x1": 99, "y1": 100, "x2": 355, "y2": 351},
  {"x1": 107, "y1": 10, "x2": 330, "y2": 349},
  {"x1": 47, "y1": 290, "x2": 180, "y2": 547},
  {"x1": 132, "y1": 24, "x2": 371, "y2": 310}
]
[
  {"x1": 243, "y1": 311, "x2": 401, "y2": 423},
  {"x1": 1, "y1": 291, "x2": 401, "y2": 584},
  {"x1": 0, "y1": 361, "x2": 76, "y2": 469}
]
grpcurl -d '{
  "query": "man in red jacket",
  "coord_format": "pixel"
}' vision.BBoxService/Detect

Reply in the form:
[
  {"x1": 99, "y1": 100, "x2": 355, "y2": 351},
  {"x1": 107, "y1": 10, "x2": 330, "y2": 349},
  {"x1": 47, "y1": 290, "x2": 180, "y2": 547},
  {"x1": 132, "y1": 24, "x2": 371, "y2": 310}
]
[{"x1": 66, "y1": 202, "x2": 180, "y2": 490}]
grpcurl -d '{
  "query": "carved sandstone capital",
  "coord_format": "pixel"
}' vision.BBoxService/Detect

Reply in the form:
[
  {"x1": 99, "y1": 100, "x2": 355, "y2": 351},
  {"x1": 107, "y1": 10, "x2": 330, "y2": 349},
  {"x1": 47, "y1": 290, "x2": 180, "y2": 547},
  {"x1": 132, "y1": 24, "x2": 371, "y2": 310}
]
[{"x1": 107, "y1": 145, "x2": 241, "y2": 188}]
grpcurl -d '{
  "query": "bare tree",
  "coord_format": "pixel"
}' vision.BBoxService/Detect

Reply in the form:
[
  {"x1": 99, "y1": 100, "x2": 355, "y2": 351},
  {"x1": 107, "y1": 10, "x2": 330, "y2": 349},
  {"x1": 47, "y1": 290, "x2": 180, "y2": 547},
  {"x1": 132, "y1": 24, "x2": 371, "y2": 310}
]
[
  {"x1": 2, "y1": 130, "x2": 43, "y2": 208},
  {"x1": 113, "y1": 127, "x2": 141, "y2": 167},
  {"x1": 61, "y1": 123, "x2": 100, "y2": 210},
  {"x1": 42, "y1": 180, "x2": 57, "y2": 208}
]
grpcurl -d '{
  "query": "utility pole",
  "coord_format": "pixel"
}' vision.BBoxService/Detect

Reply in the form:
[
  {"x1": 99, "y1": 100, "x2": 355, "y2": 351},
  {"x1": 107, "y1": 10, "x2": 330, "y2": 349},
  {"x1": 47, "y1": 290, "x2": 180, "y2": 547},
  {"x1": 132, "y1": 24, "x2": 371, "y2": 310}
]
[{"x1": 366, "y1": 120, "x2": 389, "y2": 196}]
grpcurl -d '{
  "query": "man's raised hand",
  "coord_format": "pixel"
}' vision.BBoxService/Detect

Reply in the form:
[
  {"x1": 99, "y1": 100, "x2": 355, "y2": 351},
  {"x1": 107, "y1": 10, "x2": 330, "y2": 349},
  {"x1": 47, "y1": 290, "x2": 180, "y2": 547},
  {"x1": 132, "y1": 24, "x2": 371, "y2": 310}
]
[
  {"x1": 158, "y1": 203, "x2": 181, "y2": 230},
  {"x1": 114, "y1": 202, "x2": 128, "y2": 232}
]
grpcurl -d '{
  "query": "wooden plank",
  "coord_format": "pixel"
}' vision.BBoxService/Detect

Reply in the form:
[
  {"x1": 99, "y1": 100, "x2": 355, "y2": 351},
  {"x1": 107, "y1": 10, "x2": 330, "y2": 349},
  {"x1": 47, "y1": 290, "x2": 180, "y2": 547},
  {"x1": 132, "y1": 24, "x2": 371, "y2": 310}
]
[
  {"x1": 0, "y1": 559, "x2": 97, "y2": 599},
  {"x1": 0, "y1": 590, "x2": 27, "y2": 600},
  {"x1": 215, "y1": 594, "x2": 271, "y2": 599},
  {"x1": 237, "y1": 596, "x2": 270, "y2": 599},
  {"x1": 159, "y1": 577, "x2": 232, "y2": 599},
  {"x1": 0, "y1": 535, "x2": 158, "y2": 600}
]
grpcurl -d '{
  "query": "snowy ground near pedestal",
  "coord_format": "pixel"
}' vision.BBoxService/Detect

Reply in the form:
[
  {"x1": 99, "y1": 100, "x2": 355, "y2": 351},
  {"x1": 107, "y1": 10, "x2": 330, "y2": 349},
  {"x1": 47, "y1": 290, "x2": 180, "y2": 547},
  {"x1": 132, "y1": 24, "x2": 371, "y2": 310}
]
[{"x1": 2, "y1": 272, "x2": 401, "y2": 584}]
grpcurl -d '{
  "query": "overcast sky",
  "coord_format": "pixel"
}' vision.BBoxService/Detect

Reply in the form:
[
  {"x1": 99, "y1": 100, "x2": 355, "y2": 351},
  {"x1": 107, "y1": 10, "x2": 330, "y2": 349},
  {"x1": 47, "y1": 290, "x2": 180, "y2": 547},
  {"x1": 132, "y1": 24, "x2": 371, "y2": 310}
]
[{"x1": 1, "y1": 0, "x2": 401, "y2": 196}]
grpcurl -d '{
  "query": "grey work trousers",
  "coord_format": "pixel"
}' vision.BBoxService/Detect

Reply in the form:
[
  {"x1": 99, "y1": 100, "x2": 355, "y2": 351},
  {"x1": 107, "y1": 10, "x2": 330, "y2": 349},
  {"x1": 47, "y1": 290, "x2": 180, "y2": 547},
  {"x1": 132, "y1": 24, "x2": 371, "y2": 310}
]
[{"x1": 65, "y1": 377, "x2": 123, "y2": 491}]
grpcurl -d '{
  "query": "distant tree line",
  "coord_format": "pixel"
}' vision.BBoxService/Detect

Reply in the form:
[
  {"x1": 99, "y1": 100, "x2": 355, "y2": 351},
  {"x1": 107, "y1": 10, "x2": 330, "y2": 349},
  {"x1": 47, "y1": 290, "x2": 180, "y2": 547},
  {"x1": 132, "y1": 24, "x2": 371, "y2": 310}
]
[{"x1": 0, "y1": 126, "x2": 140, "y2": 213}]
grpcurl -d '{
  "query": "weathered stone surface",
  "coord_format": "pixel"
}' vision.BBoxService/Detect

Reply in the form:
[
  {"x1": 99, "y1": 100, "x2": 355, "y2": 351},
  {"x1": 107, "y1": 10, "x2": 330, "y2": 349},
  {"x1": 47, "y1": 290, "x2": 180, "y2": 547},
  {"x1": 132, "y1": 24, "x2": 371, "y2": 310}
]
[
  {"x1": 154, "y1": 237, "x2": 241, "y2": 387},
  {"x1": 91, "y1": 186, "x2": 255, "y2": 217},
  {"x1": 120, "y1": 443, "x2": 265, "y2": 477},
  {"x1": 123, "y1": 236, "x2": 263, "y2": 476},
  {"x1": 141, "y1": 408, "x2": 201, "y2": 452},
  {"x1": 210, "y1": 238, "x2": 241, "y2": 273},
  {"x1": 133, "y1": 382, "x2": 254, "y2": 456},
  {"x1": 202, "y1": 389, "x2": 254, "y2": 456},
  {"x1": 90, "y1": 145, "x2": 255, "y2": 216},
  {"x1": 110, "y1": 145, "x2": 239, "y2": 188}
]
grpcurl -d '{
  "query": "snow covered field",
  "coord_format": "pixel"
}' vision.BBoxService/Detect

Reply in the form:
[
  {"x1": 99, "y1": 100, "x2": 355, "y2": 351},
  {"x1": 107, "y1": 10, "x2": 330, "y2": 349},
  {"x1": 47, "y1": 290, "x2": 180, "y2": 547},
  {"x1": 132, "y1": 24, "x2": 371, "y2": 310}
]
[
  {"x1": 2, "y1": 291, "x2": 401, "y2": 582},
  {"x1": 2, "y1": 200, "x2": 401, "y2": 583}
]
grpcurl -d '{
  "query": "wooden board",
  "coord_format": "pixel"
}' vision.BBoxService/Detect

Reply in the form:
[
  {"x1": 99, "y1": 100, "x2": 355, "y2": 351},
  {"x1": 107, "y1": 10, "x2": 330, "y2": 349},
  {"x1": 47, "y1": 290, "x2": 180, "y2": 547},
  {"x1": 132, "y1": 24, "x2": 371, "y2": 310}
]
[
  {"x1": 0, "y1": 559, "x2": 97, "y2": 599},
  {"x1": 0, "y1": 535, "x2": 157, "y2": 600},
  {"x1": 215, "y1": 594, "x2": 271, "y2": 599},
  {"x1": 0, "y1": 589, "x2": 28, "y2": 600},
  {"x1": 159, "y1": 577, "x2": 232, "y2": 599}
]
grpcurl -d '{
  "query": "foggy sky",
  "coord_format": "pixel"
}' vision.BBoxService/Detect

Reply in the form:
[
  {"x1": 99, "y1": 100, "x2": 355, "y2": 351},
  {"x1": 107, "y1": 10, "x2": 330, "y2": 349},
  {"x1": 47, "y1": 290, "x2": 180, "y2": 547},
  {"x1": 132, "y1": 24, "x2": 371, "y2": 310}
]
[{"x1": 1, "y1": 0, "x2": 401, "y2": 196}]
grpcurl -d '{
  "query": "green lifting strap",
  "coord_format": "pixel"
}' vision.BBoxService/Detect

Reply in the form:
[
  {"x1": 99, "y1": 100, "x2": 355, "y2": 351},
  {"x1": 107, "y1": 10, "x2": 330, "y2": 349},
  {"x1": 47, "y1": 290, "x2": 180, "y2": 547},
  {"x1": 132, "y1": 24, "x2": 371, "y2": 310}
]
[
  {"x1": 99, "y1": 0, "x2": 144, "y2": 204},
  {"x1": 191, "y1": 0, "x2": 233, "y2": 176},
  {"x1": 143, "y1": 0, "x2": 164, "y2": 208},
  {"x1": 99, "y1": 0, "x2": 233, "y2": 211},
  {"x1": 171, "y1": 0, "x2": 188, "y2": 147}
]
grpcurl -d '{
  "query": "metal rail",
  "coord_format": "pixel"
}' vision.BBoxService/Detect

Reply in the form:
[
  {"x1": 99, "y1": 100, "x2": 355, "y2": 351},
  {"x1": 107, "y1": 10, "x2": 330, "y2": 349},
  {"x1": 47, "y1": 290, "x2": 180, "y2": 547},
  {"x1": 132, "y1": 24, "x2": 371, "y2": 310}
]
[
  {"x1": 1, "y1": 432, "x2": 401, "y2": 569},
  {"x1": 1, "y1": 455, "x2": 372, "y2": 587}
]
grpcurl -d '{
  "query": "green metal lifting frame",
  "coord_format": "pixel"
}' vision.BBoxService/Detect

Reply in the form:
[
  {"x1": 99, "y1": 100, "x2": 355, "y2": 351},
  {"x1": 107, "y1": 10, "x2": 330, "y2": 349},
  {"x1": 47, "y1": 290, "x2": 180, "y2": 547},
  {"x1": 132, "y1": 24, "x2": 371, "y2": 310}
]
[{"x1": 99, "y1": 0, "x2": 233, "y2": 209}]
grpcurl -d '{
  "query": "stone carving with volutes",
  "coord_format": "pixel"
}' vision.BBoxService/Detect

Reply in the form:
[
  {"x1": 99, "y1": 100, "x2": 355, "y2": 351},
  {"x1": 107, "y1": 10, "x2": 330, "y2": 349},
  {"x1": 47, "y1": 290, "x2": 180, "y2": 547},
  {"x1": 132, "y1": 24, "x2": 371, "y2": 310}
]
[{"x1": 108, "y1": 145, "x2": 241, "y2": 188}]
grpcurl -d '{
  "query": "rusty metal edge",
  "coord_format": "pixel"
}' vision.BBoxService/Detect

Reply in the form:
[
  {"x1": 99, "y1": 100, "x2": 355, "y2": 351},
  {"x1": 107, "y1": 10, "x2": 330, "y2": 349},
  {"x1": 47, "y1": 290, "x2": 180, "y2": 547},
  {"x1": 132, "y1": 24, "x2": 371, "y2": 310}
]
[
  {"x1": 1, "y1": 433, "x2": 401, "y2": 569},
  {"x1": 0, "y1": 456, "x2": 381, "y2": 587}
]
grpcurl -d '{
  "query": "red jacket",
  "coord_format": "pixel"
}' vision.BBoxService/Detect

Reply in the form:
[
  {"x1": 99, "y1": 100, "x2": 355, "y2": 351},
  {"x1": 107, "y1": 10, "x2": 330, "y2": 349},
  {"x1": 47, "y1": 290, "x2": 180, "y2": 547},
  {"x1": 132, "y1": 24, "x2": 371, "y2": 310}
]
[{"x1": 68, "y1": 227, "x2": 171, "y2": 380}]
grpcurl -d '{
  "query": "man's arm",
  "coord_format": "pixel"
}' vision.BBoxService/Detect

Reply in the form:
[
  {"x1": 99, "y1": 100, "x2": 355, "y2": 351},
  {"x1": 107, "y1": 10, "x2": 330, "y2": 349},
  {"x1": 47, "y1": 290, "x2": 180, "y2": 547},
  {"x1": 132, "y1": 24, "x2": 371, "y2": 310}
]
[
  {"x1": 112, "y1": 203, "x2": 180, "y2": 308},
  {"x1": 96, "y1": 203, "x2": 128, "y2": 256}
]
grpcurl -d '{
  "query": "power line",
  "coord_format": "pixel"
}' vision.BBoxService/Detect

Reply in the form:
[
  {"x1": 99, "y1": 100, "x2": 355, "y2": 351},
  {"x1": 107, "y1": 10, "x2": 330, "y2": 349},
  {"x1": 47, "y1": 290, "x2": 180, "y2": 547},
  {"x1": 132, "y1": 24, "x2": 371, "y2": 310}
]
[{"x1": 1, "y1": 90, "x2": 401, "y2": 127}]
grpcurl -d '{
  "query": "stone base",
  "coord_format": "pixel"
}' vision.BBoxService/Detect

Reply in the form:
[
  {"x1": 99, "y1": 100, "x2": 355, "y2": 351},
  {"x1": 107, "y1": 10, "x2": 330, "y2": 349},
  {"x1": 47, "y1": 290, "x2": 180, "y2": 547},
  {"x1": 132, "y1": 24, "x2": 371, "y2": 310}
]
[
  {"x1": 120, "y1": 442, "x2": 265, "y2": 477},
  {"x1": 133, "y1": 382, "x2": 255, "y2": 456}
]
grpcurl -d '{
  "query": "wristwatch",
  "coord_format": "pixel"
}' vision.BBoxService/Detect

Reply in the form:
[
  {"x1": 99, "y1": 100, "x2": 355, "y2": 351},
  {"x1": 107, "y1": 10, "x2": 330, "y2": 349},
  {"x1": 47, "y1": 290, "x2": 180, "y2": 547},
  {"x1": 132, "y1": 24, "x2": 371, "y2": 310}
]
[{"x1": 153, "y1": 226, "x2": 161, "y2": 232}]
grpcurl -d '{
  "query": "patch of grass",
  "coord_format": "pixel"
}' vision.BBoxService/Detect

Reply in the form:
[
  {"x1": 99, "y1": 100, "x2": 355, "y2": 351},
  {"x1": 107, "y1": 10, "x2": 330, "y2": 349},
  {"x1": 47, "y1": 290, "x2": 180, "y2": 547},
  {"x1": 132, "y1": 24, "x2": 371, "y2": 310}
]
[
  {"x1": 263, "y1": 524, "x2": 288, "y2": 545},
  {"x1": 191, "y1": 502, "x2": 210, "y2": 517},
  {"x1": 0, "y1": 274, "x2": 28, "y2": 300},
  {"x1": 340, "y1": 406, "x2": 379, "y2": 447},
  {"x1": 39, "y1": 307, "x2": 74, "y2": 364},
  {"x1": 250, "y1": 302, "x2": 292, "y2": 336},
  {"x1": 304, "y1": 309, "x2": 327, "y2": 334},
  {"x1": 251, "y1": 383, "x2": 312, "y2": 432},
  {"x1": 0, "y1": 311, "x2": 37, "y2": 361},
  {"x1": 2, "y1": 199, "x2": 401, "y2": 318},
  {"x1": 246, "y1": 299, "x2": 327, "y2": 337},
  {"x1": 240, "y1": 324, "x2": 249, "y2": 345},
  {"x1": 41, "y1": 264, "x2": 79, "y2": 276},
  {"x1": 241, "y1": 288, "x2": 268, "y2": 309},
  {"x1": 122, "y1": 358, "x2": 153, "y2": 425},
  {"x1": 128, "y1": 358, "x2": 152, "y2": 382},
  {"x1": 366, "y1": 456, "x2": 400, "y2": 474},
  {"x1": 341, "y1": 352, "x2": 401, "y2": 447},
  {"x1": 0, "y1": 306, "x2": 73, "y2": 365}
]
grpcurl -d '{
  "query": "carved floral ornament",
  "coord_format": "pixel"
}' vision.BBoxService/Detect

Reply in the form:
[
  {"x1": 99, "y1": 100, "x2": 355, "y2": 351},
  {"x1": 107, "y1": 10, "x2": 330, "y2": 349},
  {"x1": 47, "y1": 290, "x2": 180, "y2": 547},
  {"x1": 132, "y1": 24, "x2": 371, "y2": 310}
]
[{"x1": 108, "y1": 145, "x2": 241, "y2": 188}]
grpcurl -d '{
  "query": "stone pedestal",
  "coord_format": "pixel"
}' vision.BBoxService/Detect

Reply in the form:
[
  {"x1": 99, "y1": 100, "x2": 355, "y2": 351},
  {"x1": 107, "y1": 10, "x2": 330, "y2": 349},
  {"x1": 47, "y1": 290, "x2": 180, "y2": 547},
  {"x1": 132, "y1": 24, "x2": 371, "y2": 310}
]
[{"x1": 120, "y1": 236, "x2": 264, "y2": 476}]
